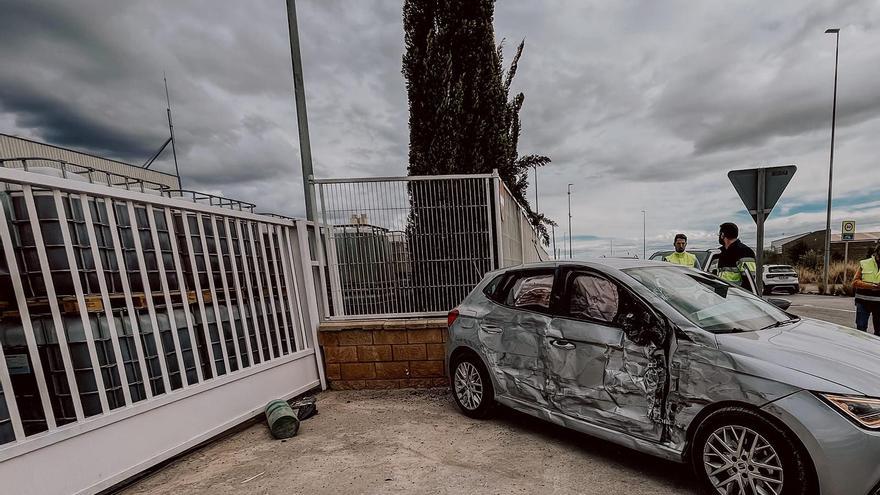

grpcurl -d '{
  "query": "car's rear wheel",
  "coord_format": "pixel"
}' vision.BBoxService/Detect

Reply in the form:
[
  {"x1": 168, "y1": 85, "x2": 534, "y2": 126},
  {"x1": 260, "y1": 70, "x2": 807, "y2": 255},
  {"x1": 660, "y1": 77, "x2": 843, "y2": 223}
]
[
  {"x1": 450, "y1": 354, "x2": 495, "y2": 419},
  {"x1": 691, "y1": 407, "x2": 815, "y2": 495}
]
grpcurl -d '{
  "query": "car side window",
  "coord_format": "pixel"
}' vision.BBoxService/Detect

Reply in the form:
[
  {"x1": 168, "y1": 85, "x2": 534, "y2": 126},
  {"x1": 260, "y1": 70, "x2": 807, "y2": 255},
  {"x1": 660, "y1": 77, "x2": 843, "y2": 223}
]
[
  {"x1": 566, "y1": 273, "x2": 620, "y2": 324},
  {"x1": 482, "y1": 273, "x2": 507, "y2": 302},
  {"x1": 502, "y1": 272, "x2": 554, "y2": 312}
]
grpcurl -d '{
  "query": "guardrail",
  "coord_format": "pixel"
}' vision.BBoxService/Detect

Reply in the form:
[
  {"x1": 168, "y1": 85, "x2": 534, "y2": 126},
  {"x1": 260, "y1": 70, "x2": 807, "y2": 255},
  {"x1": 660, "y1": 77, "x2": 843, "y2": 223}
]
[{"x1": 0, "y1": 166, "x2": 326, "y2": 494}]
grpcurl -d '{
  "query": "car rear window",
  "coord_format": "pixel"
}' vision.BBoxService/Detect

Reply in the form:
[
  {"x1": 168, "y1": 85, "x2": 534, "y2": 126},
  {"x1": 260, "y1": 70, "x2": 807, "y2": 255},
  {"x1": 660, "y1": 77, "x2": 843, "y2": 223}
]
[{"x1": 768, "y1": 266, "x2": 794, "y2": 273}]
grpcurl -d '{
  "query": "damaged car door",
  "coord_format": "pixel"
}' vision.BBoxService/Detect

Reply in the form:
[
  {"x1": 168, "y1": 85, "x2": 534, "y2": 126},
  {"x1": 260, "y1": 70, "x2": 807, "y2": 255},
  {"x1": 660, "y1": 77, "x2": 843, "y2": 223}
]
[
  {"x1": 546, "y1": 268, "x2": 667, "y2": 441},
  {"x1": 477, "y1": 268, "x2": 556, "y2": 406}
]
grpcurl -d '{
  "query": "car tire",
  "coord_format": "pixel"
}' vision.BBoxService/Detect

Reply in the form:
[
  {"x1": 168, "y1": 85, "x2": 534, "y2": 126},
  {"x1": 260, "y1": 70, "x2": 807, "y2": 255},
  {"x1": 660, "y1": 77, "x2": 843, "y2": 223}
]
[
  {"x1": 450, "y1": 354, "x2": 496, "y2": 419},
  {"x1": 691, "y1": 407, "x2": 816, "y2": 495}
]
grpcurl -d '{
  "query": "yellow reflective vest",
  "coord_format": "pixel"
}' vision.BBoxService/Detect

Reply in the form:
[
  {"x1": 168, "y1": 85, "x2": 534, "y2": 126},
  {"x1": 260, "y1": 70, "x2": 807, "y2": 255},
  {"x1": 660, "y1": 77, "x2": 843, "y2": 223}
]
[
  {"x1": 856, "y1": 258, "x2": 880, "y2": 302},
  {"x1": 665, "y1": 251, "x2": 698, "y2": 268}
]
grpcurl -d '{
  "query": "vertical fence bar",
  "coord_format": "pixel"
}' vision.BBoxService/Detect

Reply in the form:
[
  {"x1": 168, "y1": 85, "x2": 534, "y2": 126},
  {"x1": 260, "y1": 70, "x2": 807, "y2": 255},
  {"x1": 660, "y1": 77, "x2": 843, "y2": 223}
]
[
  {"x1": 194, "y1": 214, "x2": 232, "y2": 373},
  {"x1": 318, "y1": 183, "x2": 343, "y2": 318},
  {"x1": 268, "y1": 225, "x2": 294, "y2": 352},
  {"x1": 223, "y1": 217, "x2": 253, "y2": 364},
  {"x1": 81, "y1": 195, "x2": 133, "y2": 406},
  {"x1": 259, "y1": 224, "x2": 285, "y2": 356},
  {"x1": 484, "y1": 178, "x2": 495, "y2": 270},
  {"x1": 296, "y1": 220, "x2": 327, "y2": 389},
  {"x1": 53, "y1": 191, "x2": 110, "y2": 413},
  {"x1": 235, "y1": 220, "x2": 265, "y2": 364},
  {"x1": 0, "y1": 330, "x2": 24, "y2": 441},
  {"x1": 180, "y1": 211, "x2": 219, "y2": 379},
  {"x1": 0, "y1": 198, "x2": 57, "y2": 429},
  {"x1": 493, "y1": 174, "x2": 504, "y2": 269},
  {"x1": 126, "y1": 201, "x2": 172, "y2": 393},
  {"x1": 282, "y1": 226, "x2": 307, "y2": 350},
  {"x1": 164, "y1": 208, "x2": 204, "y2": 384},
  {"x1": 145, "y1": 205, "x2": 188, "y2": 387},
  {"x1": 105, "y1": 198, "x2": 153, "y2": 400},
  {"x1": 247, "y1": 221, "x2": 275, "y2": 360},
  {"x1": 23, "y1": 185, "x2": 83, "y2": 422},
  {"x1": 210, "y1": 216, "x2": 243, "y2": 365}
]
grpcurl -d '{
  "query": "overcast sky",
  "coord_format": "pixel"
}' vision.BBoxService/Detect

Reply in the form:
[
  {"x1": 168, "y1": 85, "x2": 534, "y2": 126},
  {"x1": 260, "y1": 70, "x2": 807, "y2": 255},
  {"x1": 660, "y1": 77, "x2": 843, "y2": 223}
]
[{"x1": 1, "y1": 0, "x2": 879, "y2": 257}]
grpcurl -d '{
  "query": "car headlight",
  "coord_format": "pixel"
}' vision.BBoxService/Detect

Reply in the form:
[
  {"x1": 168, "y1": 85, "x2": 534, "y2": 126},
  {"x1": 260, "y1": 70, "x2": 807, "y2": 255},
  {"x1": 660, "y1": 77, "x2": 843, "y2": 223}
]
[{"x1": 820, "y1": 394, "x2": 880, "y2": 429}]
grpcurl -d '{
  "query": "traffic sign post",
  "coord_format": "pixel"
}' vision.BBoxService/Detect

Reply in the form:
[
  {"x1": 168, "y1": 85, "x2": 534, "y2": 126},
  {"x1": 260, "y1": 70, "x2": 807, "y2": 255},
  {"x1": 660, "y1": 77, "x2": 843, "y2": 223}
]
[
  {"x1": 728, "y1": 165, "x2": 797, "y2": 295},
  {"x1": 842, "y1": 220, "x2": 856, "y2": 282}
]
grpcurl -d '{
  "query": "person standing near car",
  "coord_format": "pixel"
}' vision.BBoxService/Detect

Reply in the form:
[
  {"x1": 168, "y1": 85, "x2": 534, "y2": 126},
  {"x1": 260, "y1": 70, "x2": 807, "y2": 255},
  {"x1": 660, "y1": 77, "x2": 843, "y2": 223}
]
[
  {"x1": 717, "y1": 222, "x2": 756, "y2": 289},
  {"x1": 665, "y1": 233, "x2": 698, "y2": 268},
  {"x1": 853, "y1": 243, "x2": 880, "y2": 332}
]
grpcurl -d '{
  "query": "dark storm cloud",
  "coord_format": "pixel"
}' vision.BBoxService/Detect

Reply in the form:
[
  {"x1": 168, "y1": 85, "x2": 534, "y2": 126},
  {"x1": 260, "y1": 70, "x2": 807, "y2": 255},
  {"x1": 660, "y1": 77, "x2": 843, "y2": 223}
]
[{"x1": 2, "y1": 0, "x2": 880, "y2": 254}]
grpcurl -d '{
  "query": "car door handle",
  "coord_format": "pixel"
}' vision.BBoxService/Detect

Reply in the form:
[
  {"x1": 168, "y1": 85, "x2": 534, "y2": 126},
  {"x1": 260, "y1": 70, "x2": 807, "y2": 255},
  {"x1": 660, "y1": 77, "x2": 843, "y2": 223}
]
[
  {"x1": 480, "y1": 324, "x2": 503, "y2": 334},
  {"x1": 551, "y1": 339, "x2": 575, "y2": 350}
]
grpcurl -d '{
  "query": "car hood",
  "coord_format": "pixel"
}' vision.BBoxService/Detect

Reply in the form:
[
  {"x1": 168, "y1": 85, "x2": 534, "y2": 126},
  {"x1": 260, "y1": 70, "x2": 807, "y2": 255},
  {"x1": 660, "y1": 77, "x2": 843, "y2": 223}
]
[{"x1": 716, "y1": 318, "x2": 880, "y2": 397}]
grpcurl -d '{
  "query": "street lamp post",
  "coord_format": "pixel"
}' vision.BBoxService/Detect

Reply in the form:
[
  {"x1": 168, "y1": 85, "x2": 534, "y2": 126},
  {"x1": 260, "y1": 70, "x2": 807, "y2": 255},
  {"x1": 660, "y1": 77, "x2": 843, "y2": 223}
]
[
  {"x1": 641, "y1": 210, "x2": 646, "y2": 259},
  {"x1": 823, "y1": 27, "x2": 840, "y2": 291},
  {"x1": 568, "y1": 184, "x2": 573, "y2": 258}
]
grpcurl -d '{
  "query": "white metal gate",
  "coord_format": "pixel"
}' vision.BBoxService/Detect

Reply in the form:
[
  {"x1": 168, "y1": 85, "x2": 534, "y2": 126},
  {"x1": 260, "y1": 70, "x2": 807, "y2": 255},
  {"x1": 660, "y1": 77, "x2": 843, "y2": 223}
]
[{"x1": 0, "y1": 164, "x2": 325, "y2": 495}]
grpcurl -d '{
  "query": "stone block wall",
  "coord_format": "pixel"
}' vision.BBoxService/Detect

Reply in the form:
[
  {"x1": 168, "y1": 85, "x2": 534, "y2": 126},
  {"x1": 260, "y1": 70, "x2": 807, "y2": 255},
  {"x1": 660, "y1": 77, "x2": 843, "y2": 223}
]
[{"x1": 318, "y1": 318, "x2": 449, "y2": 390}]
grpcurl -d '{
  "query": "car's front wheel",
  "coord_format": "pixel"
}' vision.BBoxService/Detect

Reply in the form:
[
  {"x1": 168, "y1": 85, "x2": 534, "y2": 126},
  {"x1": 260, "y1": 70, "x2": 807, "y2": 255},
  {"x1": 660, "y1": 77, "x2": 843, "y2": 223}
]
[
  {"x1": 450, "y1": 354, "x2": 495, "y2": 419},
  {"x1": 691, "y1": 407, "x2": 815, "y2": 495}
]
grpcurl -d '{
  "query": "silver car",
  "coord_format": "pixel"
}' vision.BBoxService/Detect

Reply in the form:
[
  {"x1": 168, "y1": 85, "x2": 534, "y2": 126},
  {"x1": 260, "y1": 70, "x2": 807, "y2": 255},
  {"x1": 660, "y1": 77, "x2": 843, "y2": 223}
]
[{"x1": 446, "y1": 259, "x2": 880, "y2": 495}]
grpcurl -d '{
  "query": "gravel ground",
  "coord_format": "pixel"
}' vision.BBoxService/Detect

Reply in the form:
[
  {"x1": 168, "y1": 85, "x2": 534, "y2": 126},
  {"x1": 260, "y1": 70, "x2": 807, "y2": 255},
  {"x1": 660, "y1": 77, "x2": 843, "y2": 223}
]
[{"x1": 120, "y1": 388, "x2": 699, "y2": 495}]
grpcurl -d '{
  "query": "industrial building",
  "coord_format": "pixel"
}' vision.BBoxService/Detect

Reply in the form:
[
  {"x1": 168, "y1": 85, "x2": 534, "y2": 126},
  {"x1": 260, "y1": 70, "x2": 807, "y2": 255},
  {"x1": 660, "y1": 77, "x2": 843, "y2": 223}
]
[{"x1": 0, "y1": 133, "x2": 180, "y2": 190}]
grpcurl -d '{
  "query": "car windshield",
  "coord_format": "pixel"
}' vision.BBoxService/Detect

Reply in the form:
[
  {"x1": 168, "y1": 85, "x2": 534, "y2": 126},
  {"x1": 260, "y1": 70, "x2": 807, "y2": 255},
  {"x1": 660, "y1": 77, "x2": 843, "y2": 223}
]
[
  {"x1": 623, "y1": 266, "x2": 792, "y2": 333},
  {"x1": 649, "y1": 250, "x2": 710, "y2": 268}
]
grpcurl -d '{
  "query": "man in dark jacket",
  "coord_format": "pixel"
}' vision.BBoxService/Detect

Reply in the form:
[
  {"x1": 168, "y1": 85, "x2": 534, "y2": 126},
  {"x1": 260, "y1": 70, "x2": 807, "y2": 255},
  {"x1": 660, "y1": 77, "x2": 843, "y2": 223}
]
[{"x1": 717, "y1": 222, "x2": 756, "y2": 289}]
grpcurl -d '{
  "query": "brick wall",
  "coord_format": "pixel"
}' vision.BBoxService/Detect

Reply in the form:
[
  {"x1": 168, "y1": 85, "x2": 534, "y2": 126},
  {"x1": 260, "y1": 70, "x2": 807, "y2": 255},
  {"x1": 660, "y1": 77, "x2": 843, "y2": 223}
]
[{"x1": 318, "y1": 318, "x2": 449, "y2": 390}]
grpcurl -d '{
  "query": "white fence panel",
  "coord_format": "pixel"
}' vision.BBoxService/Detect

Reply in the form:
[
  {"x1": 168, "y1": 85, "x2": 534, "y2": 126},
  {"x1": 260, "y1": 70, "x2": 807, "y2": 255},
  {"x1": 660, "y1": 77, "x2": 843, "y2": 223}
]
[{"x1": 0, "y1": 165, "x2": 325, "y2": 495}]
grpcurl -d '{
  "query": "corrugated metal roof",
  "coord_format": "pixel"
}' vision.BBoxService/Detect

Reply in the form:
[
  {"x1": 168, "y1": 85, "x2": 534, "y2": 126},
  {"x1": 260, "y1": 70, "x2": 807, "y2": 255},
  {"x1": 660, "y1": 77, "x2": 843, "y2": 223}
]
[{"x1": 0, "y1": 133, "x2": 180, "y2": 190}]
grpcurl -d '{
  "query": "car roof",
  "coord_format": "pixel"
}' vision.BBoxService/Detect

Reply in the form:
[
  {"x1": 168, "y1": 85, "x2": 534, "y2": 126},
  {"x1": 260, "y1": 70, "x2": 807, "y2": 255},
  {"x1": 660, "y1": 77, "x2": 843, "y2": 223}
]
[{"x1": 498, "y1": 258, "x2": 671, "y2": 272}]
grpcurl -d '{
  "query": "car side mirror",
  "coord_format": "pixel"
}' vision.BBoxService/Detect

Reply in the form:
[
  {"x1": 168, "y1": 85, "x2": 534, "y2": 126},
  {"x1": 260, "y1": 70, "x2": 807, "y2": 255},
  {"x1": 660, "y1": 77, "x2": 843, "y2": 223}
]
[
  {"x1": 621, "y1": 310, "x2": 665, "y2": 347},
  {"x1": 766, "y1": 297, "x2": 791, "y2": 311}
]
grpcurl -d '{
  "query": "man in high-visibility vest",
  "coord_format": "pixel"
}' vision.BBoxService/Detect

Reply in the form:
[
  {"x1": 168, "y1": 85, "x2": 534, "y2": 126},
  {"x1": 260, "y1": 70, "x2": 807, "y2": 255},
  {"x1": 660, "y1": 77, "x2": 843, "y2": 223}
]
[
  {"x1": 716, "y1": 222, "x2": 756, "y2": 290},
  {"x1": 665, "y1": 233, "x2": 698, "y2": 268},
  {"x1": 853, "y1": 243, "x2": 880, "y2": 332}
]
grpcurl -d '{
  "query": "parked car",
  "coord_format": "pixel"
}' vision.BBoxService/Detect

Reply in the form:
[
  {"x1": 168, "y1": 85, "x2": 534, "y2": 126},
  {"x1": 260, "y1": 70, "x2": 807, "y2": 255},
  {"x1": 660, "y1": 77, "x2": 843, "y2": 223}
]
[
  {"x1": 763, "y1": 264, "x2": 800, "y2": 295},
  {"x1": 447, "y1": 259, "x2": 880, "y2": 495}
]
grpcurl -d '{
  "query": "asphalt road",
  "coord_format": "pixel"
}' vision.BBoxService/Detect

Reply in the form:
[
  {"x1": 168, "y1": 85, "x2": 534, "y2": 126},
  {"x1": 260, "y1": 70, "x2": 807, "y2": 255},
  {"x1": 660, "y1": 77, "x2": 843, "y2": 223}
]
[{"x1": 784, "y1": 293, "x2": 874, "y2": 333}]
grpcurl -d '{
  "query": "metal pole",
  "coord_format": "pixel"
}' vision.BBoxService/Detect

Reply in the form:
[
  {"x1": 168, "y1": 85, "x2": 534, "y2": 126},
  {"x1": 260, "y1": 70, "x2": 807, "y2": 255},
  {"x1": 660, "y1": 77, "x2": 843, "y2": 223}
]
[
  {"x1": 823, "y1": 28, "x2": 840, "y2": 291},
  {"x1": 844, "y1": 241, "x2": 849, "y2": 283},
  {"x1": 286, "y1": 0, "x2": 316, "y2": 221},
  {"x1": 567, "y1": 183, "x2": 573, "y2": 258},
  {"x1": 533, "y1": 165, "x2": 539, "y2": 213},
  {"x1": 641, "y1": 210, "x2": 646, "y2": 259},
  {"x1": 551, "y1": 224, "x2": 556, "y2": 260},
  {"x1": 610, "y1": 239, "x2": 613, "y2": 257},
  {"x1": 756, "y1": 168, "x2": 766, "y2": 295},
  {"x1": 164, "y1": 74, "x2": 181, "y2": 188}
]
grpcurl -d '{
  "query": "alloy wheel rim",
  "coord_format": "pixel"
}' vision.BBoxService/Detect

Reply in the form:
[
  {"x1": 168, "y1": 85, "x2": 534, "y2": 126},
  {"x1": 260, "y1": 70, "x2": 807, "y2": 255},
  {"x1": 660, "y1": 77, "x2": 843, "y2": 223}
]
[
  {"x1": 454, "y1": 361, "x2": 483, "y2": 410},
  {"x1": 703, "y1": 425, "x2": 784, "y2": 495}
]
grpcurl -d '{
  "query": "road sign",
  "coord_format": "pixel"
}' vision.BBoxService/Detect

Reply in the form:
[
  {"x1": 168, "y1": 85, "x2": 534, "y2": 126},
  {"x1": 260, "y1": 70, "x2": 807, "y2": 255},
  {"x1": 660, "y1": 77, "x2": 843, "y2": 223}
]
[
  {"x1": 728, "y1": 165, "x2": 797, "y2": 296},
  {"x1": 842, "y1": 220, "x2": 856, "y2": 241},
  {"x1": 728, "y1": 165, "x2": 797, "y2": 222}
]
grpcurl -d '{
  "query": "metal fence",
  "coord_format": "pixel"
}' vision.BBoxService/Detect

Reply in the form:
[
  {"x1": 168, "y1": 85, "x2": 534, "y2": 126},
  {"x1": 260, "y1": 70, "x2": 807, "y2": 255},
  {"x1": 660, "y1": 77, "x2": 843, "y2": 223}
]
[
  {"x1": 0, "y1": 165, "x2": 326, "y2": 493},
  {"x1": 313, "y1": 171, "x2": 549, "y2": 319}
]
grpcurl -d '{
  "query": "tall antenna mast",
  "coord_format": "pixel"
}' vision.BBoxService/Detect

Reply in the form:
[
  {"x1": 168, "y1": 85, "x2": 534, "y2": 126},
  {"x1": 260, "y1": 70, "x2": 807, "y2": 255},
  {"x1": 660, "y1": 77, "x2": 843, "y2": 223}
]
[{"x1": 164, "y1": 72, "x2": 182, "y2": 188}]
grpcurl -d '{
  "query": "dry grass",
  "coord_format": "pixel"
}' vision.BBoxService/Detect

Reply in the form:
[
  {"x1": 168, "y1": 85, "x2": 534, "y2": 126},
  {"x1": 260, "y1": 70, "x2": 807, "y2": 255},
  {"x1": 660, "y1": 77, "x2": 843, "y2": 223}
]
[{"x1": 796, "y1": 261, "x2": 859, "y2": 295}]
